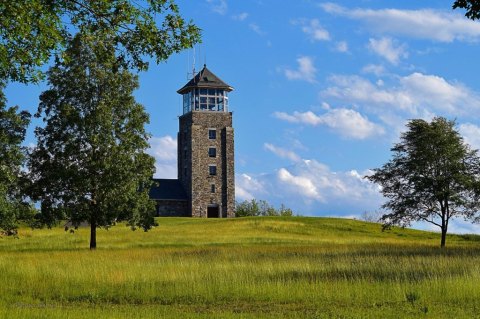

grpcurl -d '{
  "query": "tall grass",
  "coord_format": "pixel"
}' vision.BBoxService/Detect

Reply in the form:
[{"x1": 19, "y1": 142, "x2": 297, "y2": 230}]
[{"x1": 1, "y1": 217, "x2": 479, "y2": 318}]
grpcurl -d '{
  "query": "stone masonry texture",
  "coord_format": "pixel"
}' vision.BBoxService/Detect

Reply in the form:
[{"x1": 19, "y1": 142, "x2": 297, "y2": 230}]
[
  {"x1": 178, "y1": 111, "x2": 235, "y2": 217},
  {"x1": 155, "y1": 200, "x2": 189, "y2": 217}
]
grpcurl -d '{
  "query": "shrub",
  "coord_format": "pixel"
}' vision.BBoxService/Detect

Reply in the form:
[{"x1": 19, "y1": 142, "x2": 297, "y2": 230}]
[{"x1": 235, "y1": 199, "x2": 294, "y2": 217}]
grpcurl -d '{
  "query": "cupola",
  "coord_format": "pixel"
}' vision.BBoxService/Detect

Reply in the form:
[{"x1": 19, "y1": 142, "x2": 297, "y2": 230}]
[{"x1": 177, "y1": 64, "x2": 234, "y2": 114}]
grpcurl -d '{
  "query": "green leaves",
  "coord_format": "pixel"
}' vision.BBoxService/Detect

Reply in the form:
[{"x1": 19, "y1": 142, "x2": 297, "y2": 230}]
[
  {"x1": 0, "y1": 0, "x2": 64, "y2": 83},
  {"x1": 0, "y1": 0, "x2": 201, "y2": 83},
  {"x1": 0, "y1": 83, "x2": 33, "y2": 234}
]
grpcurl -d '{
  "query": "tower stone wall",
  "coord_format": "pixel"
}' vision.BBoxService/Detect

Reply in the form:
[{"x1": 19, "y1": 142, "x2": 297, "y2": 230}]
[{"x1": 178, "y1": 111, "x2": 235, "y2": 217}]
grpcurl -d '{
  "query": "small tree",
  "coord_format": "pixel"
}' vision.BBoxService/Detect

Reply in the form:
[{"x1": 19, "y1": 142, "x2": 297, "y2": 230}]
[
  {"x1": 0, "y1": 83, "x2": 33, "y2": 235},
  {"x1": 28, "y1": 33, "x2": 156, "y2": 249},
  {"x1": 361, "y1": 211, "x2": 381, "y2": 223},
  {"x1": 367, "y1": 117, "x2": 480, "y2": 247},
  {"x1": 235, "y1": 199, "x2": 260, "y2": 217},
  {"x1": 278, "y1": 204, "x2": 293, "y2": 217}
]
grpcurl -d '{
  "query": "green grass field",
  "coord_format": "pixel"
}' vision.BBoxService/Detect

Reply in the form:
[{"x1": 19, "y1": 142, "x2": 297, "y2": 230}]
[{"x1": 1, "y1": 216, "x2": 480, "y2": 318}]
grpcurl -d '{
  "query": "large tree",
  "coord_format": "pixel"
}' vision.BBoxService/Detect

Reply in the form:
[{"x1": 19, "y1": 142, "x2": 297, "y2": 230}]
[
  {"x1": 28, "y1": 33, "x2": 156, "y2": 249},
  {"x1": 0, "y1": 83, "x2": 32, "y2": 235},
  {"x1": 367, "y1": 117, "x2": 480, "y2": 247},
  {"x1": 1, "y1": 0, "x2": 198, "y2": 234},
  {"x1": 0, "y1": 0, "x2": 200, "y2": 83}
]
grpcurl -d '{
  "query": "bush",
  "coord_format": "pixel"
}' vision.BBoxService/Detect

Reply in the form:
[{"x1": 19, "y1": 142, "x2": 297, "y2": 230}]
[{"x1": 235, "y1": 199, "x2": 294, "y2": 217}]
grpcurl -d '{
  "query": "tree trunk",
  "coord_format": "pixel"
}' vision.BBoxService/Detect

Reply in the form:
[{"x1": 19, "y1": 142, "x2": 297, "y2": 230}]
[
  {"x1": 90, "y1": 188, "x2": 98, "y2": 250},
  {"x1": 90, "y1": 217, "x2": 97, "y2": 250},
  {"x1": 440, "y1": 226, "x2": 447, "y2": 248},
  {"x1": 440, "y1": 202, "x2": 447, "y2": 248}
]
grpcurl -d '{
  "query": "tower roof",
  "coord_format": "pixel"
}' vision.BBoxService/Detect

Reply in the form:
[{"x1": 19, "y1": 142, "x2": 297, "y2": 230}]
[{"x1": 177, "y1": 64, "x2": 233, "y2": 94}]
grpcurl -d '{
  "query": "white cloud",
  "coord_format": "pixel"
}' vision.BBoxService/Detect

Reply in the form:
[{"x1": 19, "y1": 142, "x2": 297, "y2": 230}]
[
  {"x1": 206, "y1": 0, "x2": 227, "y2": 15},
  {"x1": 318, "y1": 2, "x2": 345, "y2": 14},
  {"x1": 368, "y1": 37, "x2": 408, "y2": 64},
  {"x1": 459, "y1": 123, "x2": 480, "y2": 150},
  {"x1": 261, "y1": 160, "x2": 383, "y2": 215},
  {"x1": 278, "y1": 167, "x2": 322, "y2": 201},
  {"x1": 274, "y1": 108, "x2": 385, "y2": 139},
  {"x1": 362, "y1": 64, "x2": 386, "y2": 76},
  {"x1": 322, "y1": 75, "x2": 419, "y2": 115},
  {"x1": 148, "y1": 136, "x2": 177, "y2": 179},
  {"x1": 319, "y1": 109, "x2": 385, "y2": 139},
  {"x1": 264, "y1": 143, "x2": 301, "y2": 162},
  {"x1": 321, "y1": 73, "x2": 480, "y2": 117},
  {"x1": 335, "y1": 41, "x2": 349, "y2": 53},
  {"x1": 148, "y1": 136, "x2": 176, "y2": 161},
  {"x1": 233, "y1": 12, "x2": 248, "y2": 21},
  {"x1": 284, "y1": 56, "x2": 317, "y2": 83},
  {"x1": 274, "y1": 110, "x2": 320, "y2": 125},
  {"x1": 400, "y1": 73, "x2": 478, "y2": 113},
  {"x1": 286, "y1": 160, "x2": 383, "y2": 209},
  {"x1": 448, "y1": 219, "x2": 480, "y2": 234},
  {"x1": 235, "y1": 173, "x2": 266, "y2": 201},
  {"x1": 237, "y1": 159, "x2": 383, "y2": 215},
  {"x1": 249, "y1": 23, "x2": 266, "y2": 35},
  {"x1": 320, "y1": 3, "x2": 480, "y2": 42},
  {"x1": 293, "y1": 18, "x2": 330, "y2": 41}
]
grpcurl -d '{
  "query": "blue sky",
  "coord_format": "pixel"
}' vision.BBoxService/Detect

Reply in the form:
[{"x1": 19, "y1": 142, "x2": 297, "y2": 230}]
[{"x1": 5, "y1": 0, "x2": 480, "y2": 233}]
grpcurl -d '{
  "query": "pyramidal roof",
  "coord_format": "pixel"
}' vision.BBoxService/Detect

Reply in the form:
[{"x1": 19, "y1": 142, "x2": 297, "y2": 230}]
[{"x1": 177, "y1": 64, "x2": 233, "y2": 94}]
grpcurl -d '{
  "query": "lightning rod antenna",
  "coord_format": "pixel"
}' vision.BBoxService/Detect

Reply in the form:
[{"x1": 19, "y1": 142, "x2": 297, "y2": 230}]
[{"x1": 192, "y1": 45, "x2": 196, "y2": 80}]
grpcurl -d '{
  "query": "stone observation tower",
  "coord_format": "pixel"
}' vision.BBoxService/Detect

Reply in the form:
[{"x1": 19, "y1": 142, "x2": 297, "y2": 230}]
[{"x1": 150, "y1": 65, "x2": 235, "y2": 218}]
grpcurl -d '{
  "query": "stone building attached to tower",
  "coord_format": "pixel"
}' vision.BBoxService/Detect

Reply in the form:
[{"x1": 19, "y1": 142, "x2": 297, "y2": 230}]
[{"x1": 149, "y1": 65, "x2": 235, "y2": 218}]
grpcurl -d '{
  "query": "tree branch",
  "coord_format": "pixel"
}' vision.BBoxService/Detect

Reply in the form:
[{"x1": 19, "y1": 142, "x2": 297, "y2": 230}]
[{"x1": 419, "y1": 216, "x2": 442, "y2": 228}]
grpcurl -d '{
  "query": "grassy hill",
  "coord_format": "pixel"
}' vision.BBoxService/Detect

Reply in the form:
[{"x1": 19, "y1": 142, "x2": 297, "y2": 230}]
[{"x1": 1, "y1": 217, "x2": 480, "y2": 318}]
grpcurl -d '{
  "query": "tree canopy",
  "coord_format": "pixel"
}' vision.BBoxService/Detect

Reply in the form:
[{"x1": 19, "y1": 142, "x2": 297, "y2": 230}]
[
  {"x1": 0, "y1": 83, "x2": 33, "y2": 235},
  {"x1": 27, "y1": 33, "x2": 156, "y2": 249},
  {"x1": 367, "y1": 117, "x2": 480, "y2": 247},
  {"x1": 0, "y1": 0, "x2": 201, "y2": 83},
  {"x1": 453, "y1": 0, "x2": 480, "y2": 20}
]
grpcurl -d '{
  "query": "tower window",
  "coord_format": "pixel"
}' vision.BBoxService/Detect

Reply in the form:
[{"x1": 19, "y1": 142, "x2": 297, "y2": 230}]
[
  {"x1": 209, "y1": 147, "x2": 216, "y2": 157},
  {"x1": 209, "y1": 165, "x2": 217, "y2": 176},
  {"x1": 186, "y1": 88, "x2": 227, "y2": 112},
  {"x1": 208, "y1": 129, "x2": 216, "y2": 140},
  {"x1": 211, "y1": 184, "x2": 216, "y2": 193}
]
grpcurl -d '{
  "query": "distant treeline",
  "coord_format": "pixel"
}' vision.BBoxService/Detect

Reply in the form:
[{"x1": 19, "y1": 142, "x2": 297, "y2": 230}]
[{"x1": 235, "y1": 199, "x2": 294, "y2": 217}]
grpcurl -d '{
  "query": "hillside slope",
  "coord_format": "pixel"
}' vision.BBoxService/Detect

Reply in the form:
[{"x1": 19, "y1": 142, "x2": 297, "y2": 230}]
[{"x1": 1, "y1": 217, "x2": 479, "y2": 319}]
